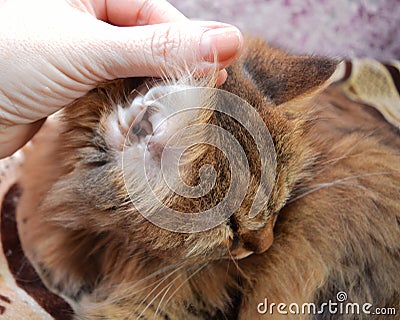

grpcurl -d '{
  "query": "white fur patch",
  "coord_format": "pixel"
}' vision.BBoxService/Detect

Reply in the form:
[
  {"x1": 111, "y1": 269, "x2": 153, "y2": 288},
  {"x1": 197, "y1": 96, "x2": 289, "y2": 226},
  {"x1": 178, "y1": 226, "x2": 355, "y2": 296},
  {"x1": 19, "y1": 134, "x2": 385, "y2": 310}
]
[{"x1": 104, "y1": 79, "x2": 214, "y2": 167}]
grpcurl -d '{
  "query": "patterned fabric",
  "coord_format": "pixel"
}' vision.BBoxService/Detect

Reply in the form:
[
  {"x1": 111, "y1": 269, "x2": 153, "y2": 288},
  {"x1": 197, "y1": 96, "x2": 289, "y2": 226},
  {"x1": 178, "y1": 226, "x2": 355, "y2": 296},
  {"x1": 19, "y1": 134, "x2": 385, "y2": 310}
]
[
  {"x1": 0, "y1": 150, "x2": 63, "y2": 319},
  {"x1": 338, "y1": 59, "x2": 400, "y2": 129},
  {"x1": 169, "y1": 0, "x2": 400, "y2": 60}
]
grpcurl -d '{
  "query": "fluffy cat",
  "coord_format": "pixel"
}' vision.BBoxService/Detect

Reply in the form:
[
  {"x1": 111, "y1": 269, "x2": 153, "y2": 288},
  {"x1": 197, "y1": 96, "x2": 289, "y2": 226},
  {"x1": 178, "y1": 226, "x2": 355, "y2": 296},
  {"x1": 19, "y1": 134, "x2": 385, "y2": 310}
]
[{"x1": 17, "y1": 38, "x2": 400, "y2": 319}]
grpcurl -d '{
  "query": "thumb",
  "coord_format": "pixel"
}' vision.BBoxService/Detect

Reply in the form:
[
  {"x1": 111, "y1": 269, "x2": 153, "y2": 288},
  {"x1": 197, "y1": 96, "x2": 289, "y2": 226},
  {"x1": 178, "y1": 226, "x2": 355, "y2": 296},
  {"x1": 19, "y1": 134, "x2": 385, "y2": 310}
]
[
  {"x1": 86, "y1": 21, "x2": 243, "y2": 80},
  {"x1": 0, "y1": 20, "x2": 242, "y2": 158}
]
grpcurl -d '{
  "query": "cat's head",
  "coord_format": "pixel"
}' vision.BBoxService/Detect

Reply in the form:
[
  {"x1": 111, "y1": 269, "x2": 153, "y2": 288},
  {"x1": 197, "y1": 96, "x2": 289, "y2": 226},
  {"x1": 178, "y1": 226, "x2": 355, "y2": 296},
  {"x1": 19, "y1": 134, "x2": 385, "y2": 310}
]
[{"x1": 41, "y1": 38, "x2": 338, "y2": 263}]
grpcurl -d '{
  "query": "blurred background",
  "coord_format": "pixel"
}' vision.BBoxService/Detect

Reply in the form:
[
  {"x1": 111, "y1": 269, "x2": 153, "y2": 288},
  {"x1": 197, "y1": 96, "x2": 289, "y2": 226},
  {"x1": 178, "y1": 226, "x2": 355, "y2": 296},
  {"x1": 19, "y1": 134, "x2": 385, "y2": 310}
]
[{"x1": 169, "y1": 0, "x2": 400, "y2": 60}]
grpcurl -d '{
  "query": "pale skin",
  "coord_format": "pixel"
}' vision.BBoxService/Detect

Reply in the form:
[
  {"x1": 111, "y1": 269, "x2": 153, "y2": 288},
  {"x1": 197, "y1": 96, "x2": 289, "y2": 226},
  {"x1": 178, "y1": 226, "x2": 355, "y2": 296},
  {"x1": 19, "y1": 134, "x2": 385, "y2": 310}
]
[{"x1": 0, "y1": 0, "x2": 243, "y2": 158}]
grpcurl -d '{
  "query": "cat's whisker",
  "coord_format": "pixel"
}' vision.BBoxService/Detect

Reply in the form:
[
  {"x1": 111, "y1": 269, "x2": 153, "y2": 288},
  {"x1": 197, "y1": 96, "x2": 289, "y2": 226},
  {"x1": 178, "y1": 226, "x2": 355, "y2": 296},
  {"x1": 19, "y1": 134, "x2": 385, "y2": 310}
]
[
  {"x1": 112, "y1": 272, "x2": 178, "y2": 301},
  {"x1": 225, "y1": 244, "x2": 232, "y2": 274},
  {"x1": 106, "y1": 262, "x2": 187, "y2": 303},
  {"x1": 132, "y1": 266, "x2": 188, "y2": 320},
  {"x1": 228, "y1": 248, "x2": 250, "y2": 282},
  {"x1": 151, "y1": 279, "x2": 179, "y2": 320},
  {"x1": 156, "y1": 262, "x2": 210, "y2": 318},
  {"x1": 109, "y1": 255, "x2": 214, "y2": 316},
  {"x1": 81, "y1": 264, "x2": 186, "y2": 316},
  {"x1": 290, "y1": 171, "x2": 400, "y2": 203},
  {"x1": 123, "y1": 256, "x2": 212, "y2": 319},
  {"x1": 291, "y1": 181, "x2": 365, "y2": 203},
  {"x1": 318, "y1": 153, "x2": 364, "y2": 172},
  {"x1": 129, "y1": 88, "x2": 144, "y2": 98},
  {"x1": 94, "y1": 253, "x2": 182, "y2": 290},
  {"x1": 159, "y1": 67, "x2": 169, "y2": 84},
  {"x1": 314, "y1": 131, "x2": 377, "y2": 177}
]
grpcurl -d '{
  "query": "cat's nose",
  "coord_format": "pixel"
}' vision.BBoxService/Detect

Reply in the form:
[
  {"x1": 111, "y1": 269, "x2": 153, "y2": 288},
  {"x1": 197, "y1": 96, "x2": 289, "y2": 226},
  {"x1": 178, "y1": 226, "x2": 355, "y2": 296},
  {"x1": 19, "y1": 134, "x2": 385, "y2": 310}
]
[
  {"x1": 229, "y1": 227, "x2": 273, "y2": 259},
  {"x1": 226, "y1": 217, "x2": 276, "y2": 258},
  {"x1": 240, "y1": 224, "x2": 274, "y2": 254},
  {"x1": 226, "y1": 234, "x2": 254, "y2": 259}
]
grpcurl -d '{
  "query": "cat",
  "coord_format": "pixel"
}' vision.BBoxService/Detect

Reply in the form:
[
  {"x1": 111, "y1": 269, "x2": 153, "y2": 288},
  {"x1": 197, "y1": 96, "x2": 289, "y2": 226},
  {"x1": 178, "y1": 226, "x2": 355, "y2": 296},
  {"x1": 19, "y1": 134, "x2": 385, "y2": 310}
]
[{"x1": 17, "y1": 38, "x2": 400, "y2": 319}]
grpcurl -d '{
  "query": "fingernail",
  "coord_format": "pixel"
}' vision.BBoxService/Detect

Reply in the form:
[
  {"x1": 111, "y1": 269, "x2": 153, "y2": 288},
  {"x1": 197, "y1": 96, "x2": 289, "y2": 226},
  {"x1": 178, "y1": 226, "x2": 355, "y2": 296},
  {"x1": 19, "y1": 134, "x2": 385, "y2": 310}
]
[
  {"x1": 200, "y1": 27, "x2": 243, "y2": 63},
  {"x1": 216, "y1": 69, "x2": 228, "y2": 86}
]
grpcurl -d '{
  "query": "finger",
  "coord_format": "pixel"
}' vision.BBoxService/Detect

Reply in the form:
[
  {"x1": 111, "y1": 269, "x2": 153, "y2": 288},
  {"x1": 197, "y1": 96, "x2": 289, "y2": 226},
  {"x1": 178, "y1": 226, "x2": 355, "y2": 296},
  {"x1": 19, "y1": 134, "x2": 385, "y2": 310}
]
[
  {"x1": 88, "y1": 21, "x2": 243, "y2": 79},
  {"x1": 91, "y1": 0, "x2": 188, "y2": 26},
  {"x1": 0, "y1": 120, "x2": 44, "y2": 159}
]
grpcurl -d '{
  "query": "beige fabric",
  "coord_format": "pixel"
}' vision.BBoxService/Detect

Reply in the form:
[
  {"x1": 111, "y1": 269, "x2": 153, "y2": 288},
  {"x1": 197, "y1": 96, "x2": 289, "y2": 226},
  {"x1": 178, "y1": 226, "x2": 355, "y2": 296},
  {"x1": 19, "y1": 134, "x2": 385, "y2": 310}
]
[{"x1": 340, "y1": 59, "x2": 400, "y2": 129}]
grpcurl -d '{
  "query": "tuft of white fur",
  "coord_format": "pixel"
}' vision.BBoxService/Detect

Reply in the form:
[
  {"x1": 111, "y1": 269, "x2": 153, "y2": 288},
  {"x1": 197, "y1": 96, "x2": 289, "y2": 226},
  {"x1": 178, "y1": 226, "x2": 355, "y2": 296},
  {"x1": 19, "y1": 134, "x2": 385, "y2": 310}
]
[
  {"x1": 104, "y1": 69, "x2": 217, "y2": 154},
  {"x1": 102, "y1": 68, "x2": 219, "y2": 230}
]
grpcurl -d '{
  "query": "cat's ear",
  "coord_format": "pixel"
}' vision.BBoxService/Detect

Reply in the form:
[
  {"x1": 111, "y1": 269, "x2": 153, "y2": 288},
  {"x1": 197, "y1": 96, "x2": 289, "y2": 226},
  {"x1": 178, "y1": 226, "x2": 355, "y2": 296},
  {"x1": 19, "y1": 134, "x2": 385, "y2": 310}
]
[{"x1": 242, "y1": 38, "x2": 342, "y2": 106}]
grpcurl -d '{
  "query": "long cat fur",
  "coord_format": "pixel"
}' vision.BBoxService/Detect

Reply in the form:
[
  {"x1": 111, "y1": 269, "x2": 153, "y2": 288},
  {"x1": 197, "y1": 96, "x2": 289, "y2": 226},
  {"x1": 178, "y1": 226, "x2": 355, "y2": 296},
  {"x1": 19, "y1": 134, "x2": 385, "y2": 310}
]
[{"x1": 17, "y1": 38, "x2": 400, "y2": 319}]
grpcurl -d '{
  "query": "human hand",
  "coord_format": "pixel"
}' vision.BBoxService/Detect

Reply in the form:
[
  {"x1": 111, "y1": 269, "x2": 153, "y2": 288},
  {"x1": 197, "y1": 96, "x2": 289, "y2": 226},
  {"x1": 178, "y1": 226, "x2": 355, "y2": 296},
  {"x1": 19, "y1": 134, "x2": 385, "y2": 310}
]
[{"x1": 0, "y1": 0, "x2": 243, "y2": 158}]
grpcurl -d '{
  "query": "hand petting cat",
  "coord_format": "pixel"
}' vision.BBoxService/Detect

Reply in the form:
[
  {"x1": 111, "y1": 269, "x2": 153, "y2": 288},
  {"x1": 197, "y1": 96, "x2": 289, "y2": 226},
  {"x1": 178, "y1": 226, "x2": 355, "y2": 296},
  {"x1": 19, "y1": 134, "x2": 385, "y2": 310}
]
[{"x1": 0, "y1": 0, "x2": 243, "y2": 158}]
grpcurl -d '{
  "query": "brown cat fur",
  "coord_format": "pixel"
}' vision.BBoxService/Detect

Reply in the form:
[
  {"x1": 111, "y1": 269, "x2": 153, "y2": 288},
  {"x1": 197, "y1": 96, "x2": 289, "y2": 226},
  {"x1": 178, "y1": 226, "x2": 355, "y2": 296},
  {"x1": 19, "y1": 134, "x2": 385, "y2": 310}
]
[{"x1": 17, "y1": 38, "x2": 400, "y2": 319}]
